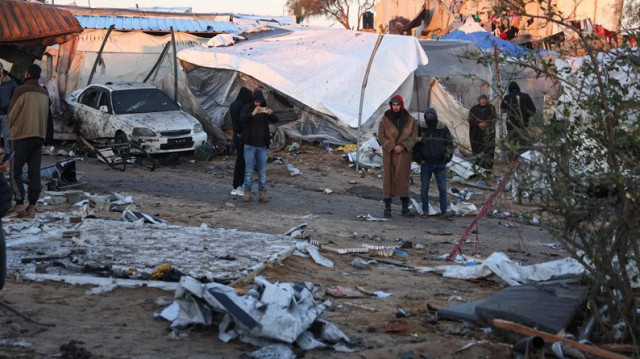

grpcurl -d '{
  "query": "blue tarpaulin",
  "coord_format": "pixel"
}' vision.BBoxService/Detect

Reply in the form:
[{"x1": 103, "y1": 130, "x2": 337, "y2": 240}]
[{"x1": 441, "y1": 30, "x2": 528, "y2": 57}]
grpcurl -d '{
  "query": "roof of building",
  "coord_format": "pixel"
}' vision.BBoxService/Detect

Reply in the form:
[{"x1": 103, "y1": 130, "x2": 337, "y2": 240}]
[
  {"x1": 74, "y1": 15, "x2": 239, "y2": 33},
  {"x1": 0, "y1": 1, "x2": 83, "y2": 44}
]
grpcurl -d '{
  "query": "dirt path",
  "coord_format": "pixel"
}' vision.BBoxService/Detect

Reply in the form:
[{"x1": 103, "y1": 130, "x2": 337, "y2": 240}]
[{"x1": 0, "y1": 145, "x2": 565, "y2": 358}]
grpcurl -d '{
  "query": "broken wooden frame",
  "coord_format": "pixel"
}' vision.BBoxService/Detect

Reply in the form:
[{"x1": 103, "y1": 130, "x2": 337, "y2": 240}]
[{"x1": 77, "y1": 136, "x2": 158, "y2": 171}]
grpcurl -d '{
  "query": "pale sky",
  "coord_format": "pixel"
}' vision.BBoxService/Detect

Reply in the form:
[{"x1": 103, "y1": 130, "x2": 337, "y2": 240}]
[
  {"x1": 81, "y1": 0, "x2": 287, "y2": 16},
  {"x1": 63, "y1": 0, "x2": 351, "y2": 27}
]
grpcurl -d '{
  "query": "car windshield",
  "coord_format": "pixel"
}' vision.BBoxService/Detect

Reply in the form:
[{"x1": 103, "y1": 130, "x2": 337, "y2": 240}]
[{"x1": 112, "y1": 88, "x2": 180, "y2": 114}]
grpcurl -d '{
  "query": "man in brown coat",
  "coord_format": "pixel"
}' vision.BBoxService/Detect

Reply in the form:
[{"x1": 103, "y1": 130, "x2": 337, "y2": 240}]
[
  {"x1": 378, "y1": 95, "x2": 418, "y2": 218},
  {"x1": 7, "y1": 64, "x2": 49, "y2": 215}
]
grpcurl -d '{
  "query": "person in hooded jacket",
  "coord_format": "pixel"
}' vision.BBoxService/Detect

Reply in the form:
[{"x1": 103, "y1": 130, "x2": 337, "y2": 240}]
[
  {"x1": 229, "y1": 86, "x2": 253, "y2": 196},
  {"x1": 468, "y1": 94, "x2": 497, "y2": 170},
  {"x1": 413, "y1": 107, "x2": 454, "y2": 221},
  {"x1": 0, "y1": 63, "x2": 17, "y2": 153},
  {"x1": 240, "y1": 89, "x2": 278, "y2": 203},
  {"x1": 501, "y1": 81, "x2": 536, "y2": 157},
  {"x1": 377, "y1": 95, "x2": 418, "y2": 218}
]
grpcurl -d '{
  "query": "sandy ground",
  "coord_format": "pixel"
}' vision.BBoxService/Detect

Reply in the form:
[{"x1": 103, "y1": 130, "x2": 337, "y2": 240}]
[{"x1": 0, "y1": 143, "x2": 566, "y2": 358}]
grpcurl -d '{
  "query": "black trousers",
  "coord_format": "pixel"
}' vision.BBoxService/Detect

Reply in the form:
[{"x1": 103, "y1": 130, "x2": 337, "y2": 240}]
[
  {"x1": 232, "y1": 135, "x2": 245, "y2": 189},
  {"x1": 10, "y1": 137, "x2": 43, "y2": 206}
]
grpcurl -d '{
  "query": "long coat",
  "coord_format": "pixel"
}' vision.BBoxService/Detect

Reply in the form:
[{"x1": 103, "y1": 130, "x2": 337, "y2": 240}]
[
  {"x1": 378, "y1": 109, "x2": 418, "y2": 198},
  {"x1": 468, "y1": 103, "x2": 497, "y2": 168}
]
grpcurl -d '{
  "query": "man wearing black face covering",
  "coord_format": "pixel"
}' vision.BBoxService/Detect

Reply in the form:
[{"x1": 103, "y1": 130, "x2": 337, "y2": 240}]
[
  {"x1": 377, "y1": 95, "x2": 418, "y2": 218},
  {"x1": 468, "y1": 94, "x2": 497, "y2": 170},
  {"x1": 413, "y1": 107, "x2": 454, "y2": 221},
  {"x1": 501, "y1": 81, "x2": 535, "y2": 157}
]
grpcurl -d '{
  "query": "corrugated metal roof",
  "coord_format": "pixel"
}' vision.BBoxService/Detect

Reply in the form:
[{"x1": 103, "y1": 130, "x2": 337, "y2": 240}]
[
  {"x1": 74, "y1": 15, "x2": 239, "y2": 33},
  {"x1": 0, "y1": 1, "x2": 83, "y2": 43}
]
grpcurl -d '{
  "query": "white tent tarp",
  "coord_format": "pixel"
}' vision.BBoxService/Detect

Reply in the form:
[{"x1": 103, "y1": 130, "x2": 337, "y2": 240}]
[{"x1": 177, "y1": 29, "x2": 428, "y2": 129}]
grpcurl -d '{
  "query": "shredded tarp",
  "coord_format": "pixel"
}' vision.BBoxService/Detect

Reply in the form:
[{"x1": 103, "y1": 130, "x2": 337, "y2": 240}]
[
  {"x1": 159, "y1": 275, "x2": 354, "y2": 353},
  {"x1": 177, "y1": 29, "x2": 428, "y2": 130},
  {"x1": 417, "y1": 252, "x2": 585, "y2": 285}
]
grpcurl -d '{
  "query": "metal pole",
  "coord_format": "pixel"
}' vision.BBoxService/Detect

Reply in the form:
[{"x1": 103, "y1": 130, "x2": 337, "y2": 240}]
[
  {"x1": 356, "y1": 34, "x2": 384, "y2": 172},
  {"x1": 170, "y1": 26, "x2": 178, "y2": 103},
  {"x1": 87, "y1": 24, "x2": 114, "y2": 86},
  {"x1": 493, "y1": 41, "x2": 506, "y2": 161},
  {"x1": 143, "y1": 42, "x2": 171, "y2": 83}
]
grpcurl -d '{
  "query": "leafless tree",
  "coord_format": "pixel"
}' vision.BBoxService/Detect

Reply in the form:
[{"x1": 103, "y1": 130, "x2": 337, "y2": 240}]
[{"x1": 286, "y1": 0, "x2": 376, "y2": 30}]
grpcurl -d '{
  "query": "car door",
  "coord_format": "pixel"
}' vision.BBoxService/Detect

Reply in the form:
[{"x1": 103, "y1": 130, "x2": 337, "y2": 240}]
[
  {"x1": 74, "y1": 86, "x2": 105, "y2": 139},
  {"x1": 95, "y1": 89, "x2": 120, "y2": 138}
]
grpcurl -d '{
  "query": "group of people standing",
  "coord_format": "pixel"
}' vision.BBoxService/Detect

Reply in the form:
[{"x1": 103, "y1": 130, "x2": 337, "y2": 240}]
[
  {"x1": 225, "y1": 82, "x2": 535, "y2": 220},
  {"x1": 379, "y1": 81, "x2": 535, "y2": 219},
  {"x1": 378, "y1": 95, "x2": 454, "y2": 220}
]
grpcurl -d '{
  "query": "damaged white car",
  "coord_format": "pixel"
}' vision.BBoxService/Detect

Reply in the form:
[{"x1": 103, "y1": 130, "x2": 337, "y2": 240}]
[{"x1": 66, "y1": 82, "x2": 207, "y2": 154}]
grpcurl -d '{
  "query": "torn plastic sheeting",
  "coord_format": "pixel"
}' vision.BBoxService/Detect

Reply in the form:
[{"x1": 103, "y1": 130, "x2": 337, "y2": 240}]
[
  {"x1": 122, "y1": 209, "x2": 167, "y2": 224},
  {"x1": 295, "y1": 242, "x2": 333, "y2": 268},
  {"x1": 200, "y1": 276, "x2": 335, "y2": 345},
  {"x1": 86, "y1": 192, "x2": 133, "y2": 211},
  {"x1": 447, "y1": 155, "x2": 486, "y2": 180},
  {"x1": 450, "y1": 201, "x2": 478, "y2": 216},
  {"x1": 159, "y1": 296, "x2": 212, "y2": 329},
  {"x1": 286, "y1": 163, "x2": 302, "y2": 176},
  {"x1": 356, "y1": 214, "x2": 388, "y2": 222},
  {"x1": 32, "y1": 157, "x2": 86, "y2": 189},
  {"x1": 285, "y1": 223, "x2": 307, "y2": 236},
  {"x1": 434, "y1": 252, "x2": 585, "y2": 285},
  {"x1": 346, "y1": 137, "x2": 383, "y2": 169}
]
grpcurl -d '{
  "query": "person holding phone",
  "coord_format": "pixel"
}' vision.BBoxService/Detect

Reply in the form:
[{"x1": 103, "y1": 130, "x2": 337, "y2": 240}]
[{"x1": 239, "y1": 89, "x2": 278, "y2": 203}]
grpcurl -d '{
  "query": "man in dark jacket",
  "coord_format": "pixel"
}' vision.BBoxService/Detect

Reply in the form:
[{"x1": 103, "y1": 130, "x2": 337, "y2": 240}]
[
  {"x1": 468, "y1": 94, "x2": 497, "y2": 170},
  {"x1": 229, "y1": 86, "x2": 253, "y2": 196},
  {"x1": 7, "y1": 64, "x2": 49, "y2": 215},
  {"x1": 413, "y1": 107, "x2": 454, "y2": 220},
  {"x1": 501, "y1": 81, "x2": 536, "y2": 156},
  {"x1": 0, "y1": 63, "x2": 17, "y2": 153},
  {"x1": 240, "y1": 89, "x2": 278, "y2": 203}
]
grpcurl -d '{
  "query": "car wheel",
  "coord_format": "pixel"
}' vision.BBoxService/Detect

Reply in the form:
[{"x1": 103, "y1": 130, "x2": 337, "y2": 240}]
[{"x1": 115, "y1": 132, "x2": 128, "y2": 144}]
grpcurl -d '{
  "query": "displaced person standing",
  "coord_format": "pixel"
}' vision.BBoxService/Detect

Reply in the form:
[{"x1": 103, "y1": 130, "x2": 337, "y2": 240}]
[
  {"x1": 468, "y1": 94, "x2": 497, "y2": 170},
  {"x1": 229, "y1": 86, "x2": 253, "y2": 196},
  {"x1": 7, "y1": 64, "x2": 49, "y2": 215},
  {"x1": 0, "y1": 63, "x2": 17, "y2": 153},
  {"x1": 240, "y1": 90, "x2": 278, "y2": 203},
  {"x1": 378, "y1": 95, "x2": 418, "y2": 218},
  {"x1": 413, "y1": 108, "x2": 454, "y2": 221},
  {"x1": 501, "y1": 81, "x2": 536, "y2": 157}
]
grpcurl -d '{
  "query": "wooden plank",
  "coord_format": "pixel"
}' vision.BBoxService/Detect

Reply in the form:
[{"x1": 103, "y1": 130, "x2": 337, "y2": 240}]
[{"x1": 493, "y1": 319, "x2": 630, "y2": 359}]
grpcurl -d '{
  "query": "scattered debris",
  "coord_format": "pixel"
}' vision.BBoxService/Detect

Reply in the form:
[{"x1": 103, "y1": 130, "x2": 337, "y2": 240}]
[
  {"x1": 356, "y1": 214, "x2": 388, "y2": 222},
  {"x1": 158, "y1": 276, "x2": 355, "y2": 353}
]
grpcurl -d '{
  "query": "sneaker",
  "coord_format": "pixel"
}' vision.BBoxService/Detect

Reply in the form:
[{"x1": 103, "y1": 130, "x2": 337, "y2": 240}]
[
  {"x1": 26, "y1": 205, "x2": 37, "y2": 214},
  {"x1": 230, "y1": 187, "x2": 244, "y2": 196}
]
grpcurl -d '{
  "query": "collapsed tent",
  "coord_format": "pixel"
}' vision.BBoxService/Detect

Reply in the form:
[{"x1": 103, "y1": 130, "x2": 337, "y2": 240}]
[
  {"x1": 440, "y1": 17, "x2": 529, "y2": 57},
  {"x1": 177, "y1": 29, "x2": 428, "y2": 144}
]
